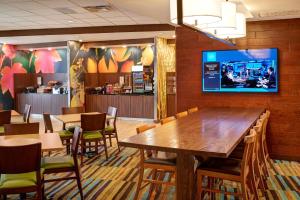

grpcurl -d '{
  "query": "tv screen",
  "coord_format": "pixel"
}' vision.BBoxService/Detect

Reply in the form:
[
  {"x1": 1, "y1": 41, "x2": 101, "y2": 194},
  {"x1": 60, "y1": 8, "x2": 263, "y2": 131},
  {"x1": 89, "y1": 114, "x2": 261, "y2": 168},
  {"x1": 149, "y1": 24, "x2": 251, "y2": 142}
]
[{"x1": 202, "y1": 48, "x2": 278, "y2": 93}]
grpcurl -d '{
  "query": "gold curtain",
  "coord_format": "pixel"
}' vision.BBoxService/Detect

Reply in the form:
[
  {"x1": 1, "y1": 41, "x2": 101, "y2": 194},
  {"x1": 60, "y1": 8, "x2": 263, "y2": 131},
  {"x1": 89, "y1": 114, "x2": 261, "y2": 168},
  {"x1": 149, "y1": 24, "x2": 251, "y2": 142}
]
[{"x1": 156, "y1": 38, "x2": 176, "y2": 119}]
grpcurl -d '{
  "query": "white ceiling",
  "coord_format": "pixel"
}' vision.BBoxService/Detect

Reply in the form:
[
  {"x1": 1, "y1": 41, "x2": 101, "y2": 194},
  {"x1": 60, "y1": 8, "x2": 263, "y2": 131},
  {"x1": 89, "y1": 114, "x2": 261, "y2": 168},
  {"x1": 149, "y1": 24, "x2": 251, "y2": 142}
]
[{"x1": 0, "y1": 0, "x2": 299, "y2": 44}]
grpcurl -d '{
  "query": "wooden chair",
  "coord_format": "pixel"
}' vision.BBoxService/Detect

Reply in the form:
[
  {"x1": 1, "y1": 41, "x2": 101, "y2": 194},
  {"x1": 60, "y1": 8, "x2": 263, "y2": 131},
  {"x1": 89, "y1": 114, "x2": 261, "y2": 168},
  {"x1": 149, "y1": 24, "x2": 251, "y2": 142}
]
[
  {"x1": 104, "y1": 106, "x2": 120, "y2": 151},
  {"x1": 188, "y1": 106, "x2": 198, "y2": 114},
  {"x1": 160, "y1": 116, "x2": 176, "y2": 125},
  {"x1": 61, "y1": 106, "x2": 85, "y2": 131},
  {"x1": 43, "y1": 113, "x2": 73, "y2": 154},
  {"x1": 62, "y1": 106, "x2": 85, "y2": 115},
  {"x1": 260, "y1": 110, "x2": 272, "y2": 174},
  {"x1": 0, "y1": 110, "x2": 11, "y2": 134},
  {"x1": 197, "y1": 129, "x2": 257, "y2": 200},
  {"x1": 134, "y1": 124, "x2": 176, "y2": 200},
  {"x1": 23, "y1": 104, "x2": 31, "y2": 123},
  {"x1": 41, "y1": 127, "x2": 83, "y2": 199},
  {"x1": 0, "y1": 143, "x2": 43, "y2": 199},
  {"x1": 81, "y1": 113, "x2": 108, "y2": 164},
  {"x1": 175, "y1": 111, "x2": 188, "y2": 119},
  {"x1": 4, "y1": 122, "x2": 39, "y2": 135}
]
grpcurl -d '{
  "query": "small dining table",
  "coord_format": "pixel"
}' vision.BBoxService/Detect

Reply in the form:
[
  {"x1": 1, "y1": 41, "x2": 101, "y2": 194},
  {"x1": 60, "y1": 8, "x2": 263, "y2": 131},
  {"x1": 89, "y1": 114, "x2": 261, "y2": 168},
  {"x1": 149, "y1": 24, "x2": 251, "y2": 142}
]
[
  {"x1": 55, "y1": 112, "x2": 114, "y2": 129},
  {"x1": 119, "y1": 107, "x2": 265, "y2": 200},
  {"x1": 0, "y1": 133, "x2": 64, "y2": 152}
]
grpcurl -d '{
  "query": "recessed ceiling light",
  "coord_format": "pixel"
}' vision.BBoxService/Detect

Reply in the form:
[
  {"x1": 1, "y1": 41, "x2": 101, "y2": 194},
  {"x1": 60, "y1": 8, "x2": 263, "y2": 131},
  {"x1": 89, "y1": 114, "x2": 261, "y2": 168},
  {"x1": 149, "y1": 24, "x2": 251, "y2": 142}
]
[
  {"x1": 29, "y1": 48, "x2": 33, "y2": 51},
  {"x1": 172, "y1": 35, "x2": 176, "y2": 38},
  {"x1": 79, "y1": 39, "x2": 83, "y2": 42},
  {"x1": 101, "y1": 46, "x2": 106, "y2": 49},
  {"x1": 48, "y1": 48, "x2": 52, "y2": 51},
  {"x1": 147, "y1": 44, "x2": 152, "y2": 47},
  {"x1": 122, "y1": 45, "x2": 127, "y2": 48},
  {"x1": 68, "y1": 20, "x2": 74, "y2": 23},
  {"x1": 3, "y1": 42, "x2": 6, "y2": 45}
]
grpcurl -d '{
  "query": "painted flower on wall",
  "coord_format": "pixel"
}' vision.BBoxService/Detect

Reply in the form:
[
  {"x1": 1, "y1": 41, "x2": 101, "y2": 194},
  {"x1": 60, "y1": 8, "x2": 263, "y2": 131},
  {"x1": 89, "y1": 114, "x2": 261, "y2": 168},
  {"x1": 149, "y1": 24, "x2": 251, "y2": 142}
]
[
  {"x1": 34, "y1": 50, "x2": 62, "y2": 73},
  {"x1": 1, "y1": 44, "x2": 16, "y2": 59},
  {"x1": 0, "y1": 63, "x2": 27, "y2": 98},
  {"x1": 98, "y1": 57, "x2": 118, "y2": 73},
  {"x1": 111, "y1": 47, "x2": 131, "y2": 62}
]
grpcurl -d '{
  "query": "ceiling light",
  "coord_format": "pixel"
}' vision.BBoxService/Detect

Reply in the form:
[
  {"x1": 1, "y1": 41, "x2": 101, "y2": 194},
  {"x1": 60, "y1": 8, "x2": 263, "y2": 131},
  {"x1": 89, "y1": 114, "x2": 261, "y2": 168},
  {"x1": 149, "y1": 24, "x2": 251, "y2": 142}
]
[
  {"x1": 79, "y1": 39, "x2": 83, "y2": 42},
  {"x1": 170, "y1": 0, "x2": 222, "y2": 26},
  {"x1": 172, "y1": 35, "x2": 176, "y2": 38},
  {"x1": 101, "y1": 46, "x2": 106, "y2": 49},
  {"x1": 147, "y1": 44, "x2": 152, "y2": 47},
  {"x1": 202, "y1": 1, "x2": 237, "y2": 30},
  {"x1": 29, "y1": 48, "x2": 33, "y2": 51},
  {"x1": 68, "y1": 20, "x2": 74, "y2": 23},
  {"x1": 122, "y1": 45, "x2": 127, "y2": 48},
  {"x1": 205, "y1": 13, "x2": 246, "y2": 39},
  {"x1": 48, "y1": 48, "x2": 52, "y2": 51}
]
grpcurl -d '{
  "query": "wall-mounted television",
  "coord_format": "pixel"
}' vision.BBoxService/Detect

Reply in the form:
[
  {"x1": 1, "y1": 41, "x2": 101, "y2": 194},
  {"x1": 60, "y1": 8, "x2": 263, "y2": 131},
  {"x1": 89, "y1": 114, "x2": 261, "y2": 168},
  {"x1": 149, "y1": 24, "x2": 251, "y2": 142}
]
[{"x1": 202, "y1": 48, "x2": 278, "y2": 93}]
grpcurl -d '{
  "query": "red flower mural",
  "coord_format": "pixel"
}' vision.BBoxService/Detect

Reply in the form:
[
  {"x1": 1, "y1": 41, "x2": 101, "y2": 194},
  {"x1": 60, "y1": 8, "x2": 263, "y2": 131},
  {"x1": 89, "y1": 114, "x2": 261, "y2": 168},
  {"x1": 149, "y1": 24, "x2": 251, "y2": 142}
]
[
  {"x1": 1, "y1": 63, "x2": 27, "y2": 98},
  {"x1": 1, "y1": 44, "x2": 16, "y2": 59},
  {"x1": 34, "y1": 50, "x2": 62, "y2": 73}
]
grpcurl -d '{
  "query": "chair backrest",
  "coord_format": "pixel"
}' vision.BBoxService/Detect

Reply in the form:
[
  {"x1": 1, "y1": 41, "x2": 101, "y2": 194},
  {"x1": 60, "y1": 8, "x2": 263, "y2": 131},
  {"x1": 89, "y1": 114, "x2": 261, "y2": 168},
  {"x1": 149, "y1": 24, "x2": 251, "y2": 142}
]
[
  {"x1": 4, "y1": 122, "x2": 40, "y2": 135},
  {"x1": 81, "y1": 113, "x2": 106, "y2": 132},
  {"x1": 136, "y1": 124, "x2": 156, "y2": 158},
  {"x1": 71, "y1": 127, "x2": 82, "y2": 167},
  {"x1": 136, "y1": 124, "x2": 156, "y2": 134},
  {"x1": 160, "y1": 116, "x2": 176, "y2": 125},
  {"x1": 175, "y1": 111, "x2": 188, "y2": 119},
  {"x1": 107, "y1": 106, "x2": 118, "y2": 127},
  {"x1": 43, "y1": 113, "x2": 53, "y2": 133},
  {"x1": 0, "y1": 110, "x2": 11, "y2": 126},
  {"x1": 62, "y1": 106, "x2": 85, "y2": 115},
  {"x1": 23, "y1": 104, "x2": 31, "y2": 123},
  {"x1": 188, "y1": 107, "x2": 198, "y2": 114},
  {"x1": 0, "y1": 143, "x2": 41, "y2": 174}
]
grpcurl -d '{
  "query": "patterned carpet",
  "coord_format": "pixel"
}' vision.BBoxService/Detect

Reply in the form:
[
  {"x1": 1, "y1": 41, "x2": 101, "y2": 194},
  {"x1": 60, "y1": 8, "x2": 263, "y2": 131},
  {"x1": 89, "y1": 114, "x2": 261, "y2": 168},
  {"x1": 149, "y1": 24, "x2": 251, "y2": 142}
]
[{"x1": 3, "y1": 146, "x2": 300, "y2": 200}]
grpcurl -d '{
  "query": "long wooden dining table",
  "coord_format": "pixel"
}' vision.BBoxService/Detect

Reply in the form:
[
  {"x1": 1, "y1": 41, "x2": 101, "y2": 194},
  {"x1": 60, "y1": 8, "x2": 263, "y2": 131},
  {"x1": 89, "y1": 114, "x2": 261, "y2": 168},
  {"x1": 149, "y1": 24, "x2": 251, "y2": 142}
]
[
  {"x1": 0, "y1": 133, "x2": 64, "y2": 152},
  {"x1": 119, "y1": 107, "x2": 265, "y2": 200}
]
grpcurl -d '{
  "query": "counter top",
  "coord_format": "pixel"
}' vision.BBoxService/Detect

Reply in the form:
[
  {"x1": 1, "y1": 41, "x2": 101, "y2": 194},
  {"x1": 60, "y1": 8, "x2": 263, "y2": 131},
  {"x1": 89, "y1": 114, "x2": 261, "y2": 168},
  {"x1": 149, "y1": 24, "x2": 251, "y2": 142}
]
[
  {"x1": 18, "y1": 93, "x2": 67, "y2": 95},
  {"x1": 86, "y1": 93, "x2": 154, "y2": 96}
]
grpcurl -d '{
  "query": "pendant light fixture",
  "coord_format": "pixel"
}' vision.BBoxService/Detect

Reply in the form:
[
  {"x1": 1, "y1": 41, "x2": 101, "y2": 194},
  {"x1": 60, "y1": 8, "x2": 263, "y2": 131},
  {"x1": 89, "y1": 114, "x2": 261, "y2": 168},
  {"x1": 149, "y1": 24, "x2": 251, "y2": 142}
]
[{"x1": 170, "y1": 0, "x2": 222, "y2": 26}]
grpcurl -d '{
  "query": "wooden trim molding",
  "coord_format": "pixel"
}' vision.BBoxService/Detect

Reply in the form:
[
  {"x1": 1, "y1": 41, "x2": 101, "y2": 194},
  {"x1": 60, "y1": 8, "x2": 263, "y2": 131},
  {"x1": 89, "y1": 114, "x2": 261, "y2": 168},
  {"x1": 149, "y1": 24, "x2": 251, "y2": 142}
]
[
  {"x1": 16, "y1": 41, "x2": 68, "y2": 50},
  {"x1": 0, "y1": 24, "x2": 175, "y2": 37},
  {"x1": 83, "y1": 38, "x2": 155, "y2": 48}
]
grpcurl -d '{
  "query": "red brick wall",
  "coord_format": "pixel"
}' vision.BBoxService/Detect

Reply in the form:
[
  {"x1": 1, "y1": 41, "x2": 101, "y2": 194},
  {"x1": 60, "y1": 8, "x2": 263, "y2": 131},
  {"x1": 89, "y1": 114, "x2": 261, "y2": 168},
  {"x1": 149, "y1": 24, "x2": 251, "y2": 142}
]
[{"x1": 176, "y1": 19, "x2": 300, "y2": 160}]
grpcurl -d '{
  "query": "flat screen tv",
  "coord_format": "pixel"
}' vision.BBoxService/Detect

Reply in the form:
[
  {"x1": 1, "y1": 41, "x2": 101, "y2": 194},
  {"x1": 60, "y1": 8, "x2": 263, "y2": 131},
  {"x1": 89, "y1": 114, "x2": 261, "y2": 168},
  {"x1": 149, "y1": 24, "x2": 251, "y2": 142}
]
[{"x1": 202, "y1": 48, "x2": 278, "y2": 93}]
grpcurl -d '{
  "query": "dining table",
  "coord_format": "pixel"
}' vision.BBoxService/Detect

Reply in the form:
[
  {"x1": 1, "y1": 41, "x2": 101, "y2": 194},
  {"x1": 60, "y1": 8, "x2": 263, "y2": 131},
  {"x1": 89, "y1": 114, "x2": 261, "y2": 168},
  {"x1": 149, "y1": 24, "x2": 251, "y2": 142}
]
[
  {"x1": 11, "y1": 110, "x2": 21, "y2": 117},
  {"x1": 119, "y1": 107, "x2": 265, "y2": 200},
  {"x1": 55, "y1": 112, "x2": 114, "y2": 129},
  {"x1": 0, "y1": 133, "x2": 64, "y2": 152}
]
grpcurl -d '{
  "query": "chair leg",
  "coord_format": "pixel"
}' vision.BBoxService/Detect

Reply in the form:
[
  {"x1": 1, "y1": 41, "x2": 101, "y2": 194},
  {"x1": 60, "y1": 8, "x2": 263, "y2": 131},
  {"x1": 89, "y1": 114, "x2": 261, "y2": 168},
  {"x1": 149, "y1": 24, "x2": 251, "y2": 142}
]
[
  {"x1": 134, "y1": 164, "x2": 144, "y2": 200},
  {"x1": 81, "y1": 142, "x2": 84, "y2": 166},
  {"x1": 115, "y1": 132, "x2": 121, "y2": 152},
  {"x1": 196, "y1": 172, "x2": 203, "y2": 200},
  {"x1": 75, "y1": 168, "x2": 84, "y2": 199},
  {"x1": 148, "y1": 169, "x2": 158, "y2": 199},
  {"x1": 102, "y1": 137, "x2": 108, "y2": 160},
  {"x1": 109, "y1": 135, "x2": 112, "y2": 147},
  {"x1": 95, "y1": 141, "x2": 98, "y2": 154},
  {"x1": 66, "y1": 139, "x2": 71, "y2": 154}
]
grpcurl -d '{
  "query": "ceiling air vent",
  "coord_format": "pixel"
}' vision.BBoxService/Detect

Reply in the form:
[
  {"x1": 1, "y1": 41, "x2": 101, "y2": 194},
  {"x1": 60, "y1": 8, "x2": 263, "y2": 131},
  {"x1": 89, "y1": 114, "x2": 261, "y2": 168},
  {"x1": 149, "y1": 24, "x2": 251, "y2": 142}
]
[
  {"x1": 55, "y1": 7, "x2": 78, "y2": 14},
  {"x1": 83, "y1": 5, "x2": 112, "y2": 13}
]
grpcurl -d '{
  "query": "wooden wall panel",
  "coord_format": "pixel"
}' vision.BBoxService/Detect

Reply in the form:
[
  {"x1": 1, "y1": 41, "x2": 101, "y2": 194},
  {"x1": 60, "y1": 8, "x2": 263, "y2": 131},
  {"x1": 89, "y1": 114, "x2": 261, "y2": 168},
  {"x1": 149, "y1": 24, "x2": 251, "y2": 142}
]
[
  {"x1": 143, "y1": 96, "x2": 154, "y2": 118},
  {"x1": 118, "y1": 95, "x2": 131, "y2": 117},
  {"x1": 176, "y1": 19, "x2": 300, "y2": 161}
]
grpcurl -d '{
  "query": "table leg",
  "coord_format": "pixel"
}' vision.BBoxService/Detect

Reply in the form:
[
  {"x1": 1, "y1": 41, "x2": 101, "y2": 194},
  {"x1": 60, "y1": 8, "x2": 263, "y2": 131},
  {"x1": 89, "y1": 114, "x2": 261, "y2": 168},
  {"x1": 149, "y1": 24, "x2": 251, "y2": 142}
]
[{"x1": 176, "y1": 153, "x2": 196, "y2": 200}]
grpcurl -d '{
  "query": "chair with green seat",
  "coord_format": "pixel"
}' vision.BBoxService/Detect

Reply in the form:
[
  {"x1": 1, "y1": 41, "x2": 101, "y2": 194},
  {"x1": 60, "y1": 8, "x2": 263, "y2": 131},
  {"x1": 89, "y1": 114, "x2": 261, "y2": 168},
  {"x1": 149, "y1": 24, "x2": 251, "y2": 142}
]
[
  {"x1": 0, "y1": 110, "x2": 11, "y2": 135},
  {"x1": 43, "y1": 113, "x2": 73, "y2": 154},
  {"x1": 81, "y1": 113, "x2": 108, "y2": 164},
  {"x1": 61, "y1": 106, "x2": 85, "y2": 131},
  {"x1": 41, "y1": 127, "x2": 83, "y2": 199},
  {"x1": 23, "y1": 104, "x2": 31, "y2": 123},
  {"x1": 0, "y1": 142, "x2": 44, "y2": 199},
  {"x1": 105, "y1": 106, "x2": 120, "y2": 151}
]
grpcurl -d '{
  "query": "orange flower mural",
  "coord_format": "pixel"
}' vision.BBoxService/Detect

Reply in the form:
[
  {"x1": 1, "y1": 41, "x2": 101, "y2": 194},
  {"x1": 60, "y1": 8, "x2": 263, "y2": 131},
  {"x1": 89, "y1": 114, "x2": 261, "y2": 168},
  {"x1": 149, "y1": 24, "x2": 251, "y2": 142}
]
[
  {"x1": 121, "y1": 60, "x2": 134, "y2": 73},
  {"x1": 98, "y1": 57, "x2": 118, "y2": 73},
  {"x1": 34, "y1": 50, "x2": 62, "y2": 73},
  {"x1": 0, "y1": 63, "x2": 26, "y2": 98},
  {"x1": 111, "y1": 47, "x2": 131, "y2": 62}
]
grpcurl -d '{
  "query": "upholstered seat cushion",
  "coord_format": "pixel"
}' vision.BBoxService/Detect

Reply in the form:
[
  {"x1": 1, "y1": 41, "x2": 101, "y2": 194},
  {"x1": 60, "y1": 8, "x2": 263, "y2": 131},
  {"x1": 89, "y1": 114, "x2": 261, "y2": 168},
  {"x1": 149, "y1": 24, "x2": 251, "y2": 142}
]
[
  {"x1": 82, "y1": 131, "x2": 103, "y2": 140},
  {"x1": 0, "y1": 126, "x2": 4, "y2": 134},
  {"x1": 58, "y1": 130, "x2": 73, "y2": 138},
  {"x1": 105, "y1": 126, "x2": 115, "y2": 132},
  {"x1": 144, "y1": 157, "x2": 176, "y2": 166},
  {"x1": 66, "y1": 126, "x2": 76, "y2": 133},
  {"x1": 41, "y1": 156, "x2": 74, "y2": 170},
  {"x1": 198, "y1": 158, "x2": 241, "y2": 176},
  {"x1": 0, "y1": 170, "x2": 43, "y2": 189}
]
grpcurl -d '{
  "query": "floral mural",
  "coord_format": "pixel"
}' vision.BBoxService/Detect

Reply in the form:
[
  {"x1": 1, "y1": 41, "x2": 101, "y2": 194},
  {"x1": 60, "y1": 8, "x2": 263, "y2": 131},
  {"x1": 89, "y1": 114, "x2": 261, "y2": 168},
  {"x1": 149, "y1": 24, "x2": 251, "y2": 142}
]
[
  {"x1": 0, "y1": 43, "x2": 67, "y2": 109},
  {"x1": 68, "y1": 41, "x2": 155, "y2": 107}
]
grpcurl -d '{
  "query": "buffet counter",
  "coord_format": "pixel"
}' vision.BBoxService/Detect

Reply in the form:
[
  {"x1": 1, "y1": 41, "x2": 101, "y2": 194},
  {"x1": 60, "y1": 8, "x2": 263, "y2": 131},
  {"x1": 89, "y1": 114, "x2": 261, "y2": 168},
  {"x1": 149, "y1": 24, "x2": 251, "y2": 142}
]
[
  {"x1": 16, "y1": 93, "x2": 68, "y2": 115},
  {"x1": 85, "y1": 94, "x2": 154, "y2": 119}
]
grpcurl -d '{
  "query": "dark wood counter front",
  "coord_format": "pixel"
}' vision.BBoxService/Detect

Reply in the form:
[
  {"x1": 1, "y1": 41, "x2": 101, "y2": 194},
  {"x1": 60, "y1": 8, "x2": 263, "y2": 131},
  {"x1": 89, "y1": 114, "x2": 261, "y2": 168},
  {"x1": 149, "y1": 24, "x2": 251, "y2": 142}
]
[
  {"x1": 85, "y1": 94, "x2": 154, "y2": 119},
  {"x1": 16, "y1": 93, "x2": 68, "y2": 115}
]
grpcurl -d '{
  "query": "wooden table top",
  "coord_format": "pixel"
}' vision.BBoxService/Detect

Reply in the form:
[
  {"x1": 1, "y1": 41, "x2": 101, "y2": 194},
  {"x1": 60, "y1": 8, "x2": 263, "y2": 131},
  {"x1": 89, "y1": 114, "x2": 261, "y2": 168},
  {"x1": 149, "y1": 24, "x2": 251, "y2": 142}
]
[
  {"x1": 55, "y1": 112, "x2": 114, "y2": 124},
  {"x1": 0, "y1": 133, "x2": 64, "y2": 152},
  {"x1": 11, "y1": 110, "x2": 20, "y2": 116},
  {"x1": 119, "y1": 107, "x2": 265, "y2": 158}
]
